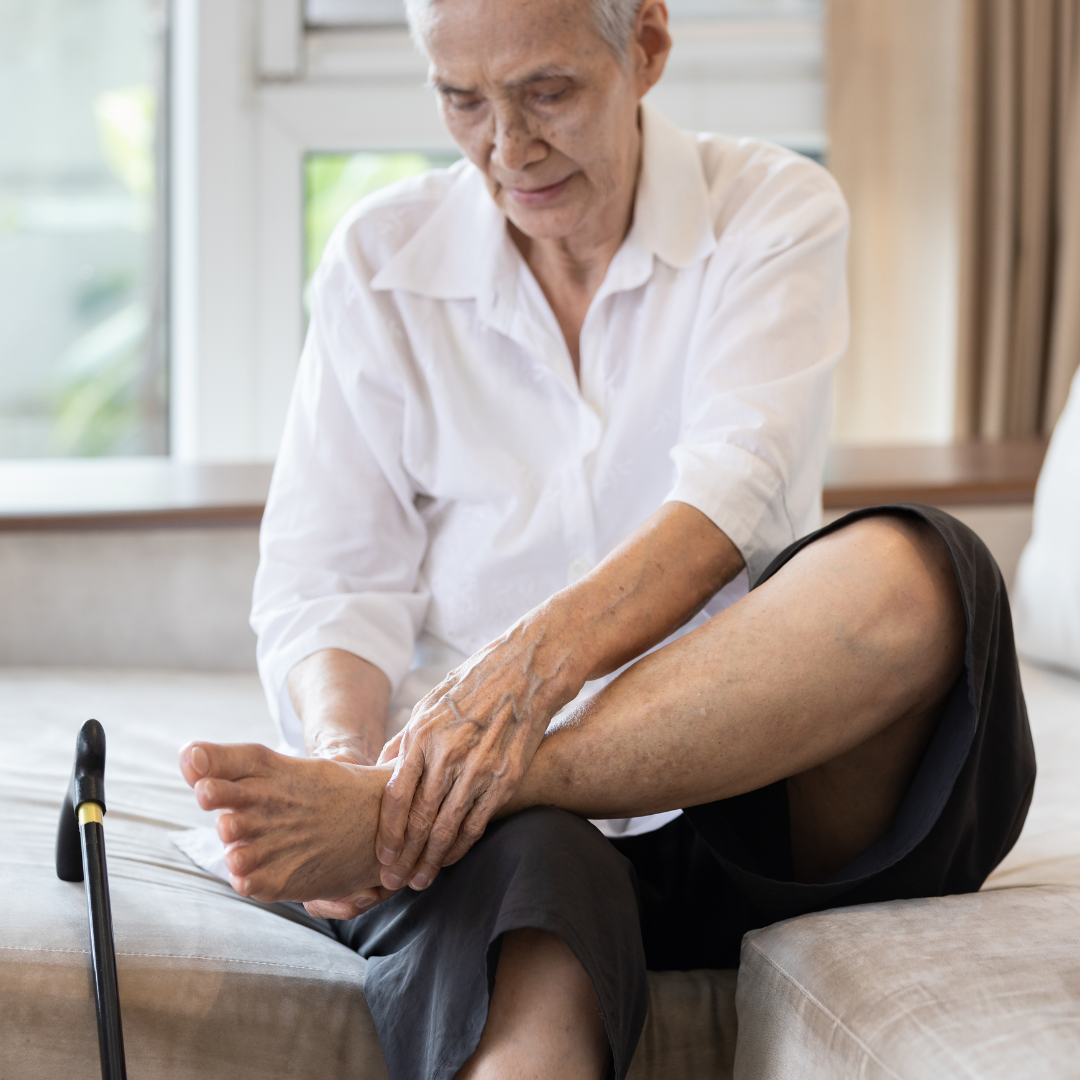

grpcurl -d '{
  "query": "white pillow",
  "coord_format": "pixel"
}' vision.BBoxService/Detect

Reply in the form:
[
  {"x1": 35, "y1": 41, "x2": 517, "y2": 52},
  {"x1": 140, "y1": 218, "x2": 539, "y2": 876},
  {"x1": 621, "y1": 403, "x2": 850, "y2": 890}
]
[{"x1": 1013, "y1": 366, "x2": 1080, "y2": 675}]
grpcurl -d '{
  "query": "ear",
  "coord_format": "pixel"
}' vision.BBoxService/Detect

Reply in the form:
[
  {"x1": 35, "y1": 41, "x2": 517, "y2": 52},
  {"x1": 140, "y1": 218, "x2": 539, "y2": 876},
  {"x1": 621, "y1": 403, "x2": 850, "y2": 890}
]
[{"x1": 631, "y1": 0, "x2": 672, "y2": 98}]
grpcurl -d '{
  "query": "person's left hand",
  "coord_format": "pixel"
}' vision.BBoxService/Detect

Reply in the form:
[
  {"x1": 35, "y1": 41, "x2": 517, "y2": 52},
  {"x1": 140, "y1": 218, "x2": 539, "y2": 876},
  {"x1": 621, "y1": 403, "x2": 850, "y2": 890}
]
[
  {"x1": 373, "y1": 619, "x2": 579, "y2": 892},
  {"x1": 304, "y1": 884, "x2": 399, "y2": 920}
]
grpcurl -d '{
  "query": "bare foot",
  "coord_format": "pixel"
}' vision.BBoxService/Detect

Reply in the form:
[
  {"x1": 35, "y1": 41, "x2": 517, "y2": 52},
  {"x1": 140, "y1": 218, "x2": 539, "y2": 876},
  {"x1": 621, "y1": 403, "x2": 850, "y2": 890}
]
[{"x1": 179, "y1": 741, "x2": 397, "y2": 917}]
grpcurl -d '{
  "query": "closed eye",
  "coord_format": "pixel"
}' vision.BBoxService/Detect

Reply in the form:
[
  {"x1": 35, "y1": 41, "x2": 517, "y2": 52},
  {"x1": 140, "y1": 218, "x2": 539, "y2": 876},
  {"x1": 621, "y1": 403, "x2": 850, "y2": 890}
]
[
  {"x1": 443, "y1": 92, "x2": 484, "y2": 112},
  {"x1": 534, "y1": 88, "x2": 569, "y2": 105}
]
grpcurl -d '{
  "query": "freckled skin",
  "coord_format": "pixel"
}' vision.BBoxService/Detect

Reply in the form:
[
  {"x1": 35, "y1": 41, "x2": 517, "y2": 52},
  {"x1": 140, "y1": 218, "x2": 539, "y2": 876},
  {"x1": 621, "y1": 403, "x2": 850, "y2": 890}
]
[{"x1": 182, "y1": 516, "x2": 963, "y2": 905}]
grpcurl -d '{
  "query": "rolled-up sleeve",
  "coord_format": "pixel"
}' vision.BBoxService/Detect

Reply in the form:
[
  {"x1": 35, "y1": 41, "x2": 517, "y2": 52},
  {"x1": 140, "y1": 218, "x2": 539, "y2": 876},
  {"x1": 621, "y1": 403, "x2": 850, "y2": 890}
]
[
  {"x1": 665, "y1": 157, "x2": 850, "y2": 584},
  {"x1": 251, "y1": 236, "x2": 430, "y2": 748}
]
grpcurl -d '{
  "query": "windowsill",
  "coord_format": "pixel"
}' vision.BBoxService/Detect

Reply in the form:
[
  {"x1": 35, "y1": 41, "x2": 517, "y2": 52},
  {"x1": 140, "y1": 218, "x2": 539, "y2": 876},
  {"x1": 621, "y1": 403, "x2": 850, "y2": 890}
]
[
  {"x1": 0, "y1": 439, "x2": 1048, "y2": 531},
  {"x1": 823, "y1": 439, "x2": 1049, "y2": 509},
  {"x1": 0, "y1": 459, "x2": 273, "y2": 531}
]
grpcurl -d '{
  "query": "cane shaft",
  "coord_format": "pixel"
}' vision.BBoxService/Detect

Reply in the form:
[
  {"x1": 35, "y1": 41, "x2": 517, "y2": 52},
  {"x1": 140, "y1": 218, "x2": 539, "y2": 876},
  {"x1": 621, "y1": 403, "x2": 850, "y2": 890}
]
[{"x1": 79, "y1": 811, "x2": 127, "y2": 1080}]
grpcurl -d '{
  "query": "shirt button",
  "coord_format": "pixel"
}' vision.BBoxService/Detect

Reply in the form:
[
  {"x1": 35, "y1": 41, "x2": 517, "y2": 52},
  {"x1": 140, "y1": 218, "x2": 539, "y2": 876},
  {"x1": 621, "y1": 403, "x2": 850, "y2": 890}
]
[{"x1": 569, "y1": 557, "x2": 593, "y2": 580}]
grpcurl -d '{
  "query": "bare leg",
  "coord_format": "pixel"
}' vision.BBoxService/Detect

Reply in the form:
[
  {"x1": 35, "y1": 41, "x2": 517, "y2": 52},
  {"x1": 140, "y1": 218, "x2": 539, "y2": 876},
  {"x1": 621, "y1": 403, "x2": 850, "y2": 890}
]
[
  {"x1": 180, "y1": 513, "x2": 964, "y2": 1078},
  {"x1": 498, "y1": 513, "x2": 964, "y2": 881},
  {"x1": 455, "y1": 930, "x2": 609, "y2": 1080},
  {"x1": 181, "y1": 513, "x2": 964, "y2": 897}
]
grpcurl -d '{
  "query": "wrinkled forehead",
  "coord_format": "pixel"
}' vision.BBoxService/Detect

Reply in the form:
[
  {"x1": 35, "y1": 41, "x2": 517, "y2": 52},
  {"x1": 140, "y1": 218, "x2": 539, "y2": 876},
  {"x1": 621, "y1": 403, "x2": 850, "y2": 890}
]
[{"x1": 420, "y1": 0, "x2": 614, "y2": 87}]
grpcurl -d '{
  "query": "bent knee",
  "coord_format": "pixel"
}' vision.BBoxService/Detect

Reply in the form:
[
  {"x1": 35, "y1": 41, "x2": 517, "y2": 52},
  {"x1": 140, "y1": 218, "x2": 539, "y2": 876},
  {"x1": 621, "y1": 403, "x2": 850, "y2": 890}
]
[
  {"x1": 483, "y1": 808, "x2": 635, "y2": 895},
  {"x1": 826, "y1": 513, "x2": 962, "y2": 637}
]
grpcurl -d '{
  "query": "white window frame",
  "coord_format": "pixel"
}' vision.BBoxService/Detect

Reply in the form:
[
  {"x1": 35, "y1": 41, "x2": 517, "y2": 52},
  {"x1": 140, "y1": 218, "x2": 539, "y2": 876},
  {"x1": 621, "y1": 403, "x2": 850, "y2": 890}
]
[{"x1": 170, "y1": 0, "x2": 823, "y2": 462}]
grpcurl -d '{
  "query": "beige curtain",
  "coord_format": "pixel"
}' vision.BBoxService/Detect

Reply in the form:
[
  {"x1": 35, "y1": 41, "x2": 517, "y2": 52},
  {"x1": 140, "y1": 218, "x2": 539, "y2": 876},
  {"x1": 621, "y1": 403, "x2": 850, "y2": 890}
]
[{"x1": 956, "y1": 0, "x2": 1080, "y2": 438}]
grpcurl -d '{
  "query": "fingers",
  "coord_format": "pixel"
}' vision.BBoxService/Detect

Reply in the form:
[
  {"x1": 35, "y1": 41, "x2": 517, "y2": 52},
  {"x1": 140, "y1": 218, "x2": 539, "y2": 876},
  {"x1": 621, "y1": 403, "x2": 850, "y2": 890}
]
[
  {"x1": 305, "y1": 898, "x2": 365, "y2": 920},
  {"x1": 378, "y1": 761, "x2": 455, "y2": 889},
  {"x1": 377, "y1": 730, "x2": 404, "y2": 766},
  {"x1": 440, "y1": 801, "x2": 493, "y2": 867},
  {"x1": 304, "y1": 885, "x2": 395, "y2": 920},
  {"x1": 406, "y1": 783, "x2": 493, "y2": 889},
  {"x1": 375, "y1": 744, "x2": 427, "y2": 869},
  {"x1": 179, "y1": 741, "x2": 274, "y2": 788}
]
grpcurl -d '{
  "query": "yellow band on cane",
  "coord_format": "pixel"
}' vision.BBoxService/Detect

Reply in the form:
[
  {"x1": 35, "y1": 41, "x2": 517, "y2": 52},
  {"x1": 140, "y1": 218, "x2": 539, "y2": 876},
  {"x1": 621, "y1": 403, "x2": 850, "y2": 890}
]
[{"x1": 78, "y1": 802, "x2": 104, "y2": 826}]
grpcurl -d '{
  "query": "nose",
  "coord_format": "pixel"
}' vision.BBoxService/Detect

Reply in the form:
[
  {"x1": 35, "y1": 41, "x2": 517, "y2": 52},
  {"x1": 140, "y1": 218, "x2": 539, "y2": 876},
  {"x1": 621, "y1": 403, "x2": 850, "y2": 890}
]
[{"x1": 490, "y1": 103, "x2": 547, "y2": 174}]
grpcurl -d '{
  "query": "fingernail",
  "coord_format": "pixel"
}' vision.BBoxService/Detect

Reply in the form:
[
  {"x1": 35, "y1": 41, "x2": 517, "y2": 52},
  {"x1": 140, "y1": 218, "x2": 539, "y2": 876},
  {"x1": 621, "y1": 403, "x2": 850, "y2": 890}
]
[
  {"x1": 191, "y1": 746, "x2": 210, "y2": 776},
  {"x1": 410, "y1": 872, "x2": 430, "y2": 890},
  {"x1": 382, "y1": 871, "x2": 404, "y2": 890},
  {"x1": 377, "y1": 846, "x2": 397, "y2": 865}
]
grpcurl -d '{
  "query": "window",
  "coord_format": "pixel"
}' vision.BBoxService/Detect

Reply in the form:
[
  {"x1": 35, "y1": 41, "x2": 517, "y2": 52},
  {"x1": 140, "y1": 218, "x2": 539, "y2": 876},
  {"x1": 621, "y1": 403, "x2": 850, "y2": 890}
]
[
  {"x1": 0, "y1": 0, "x2": 168, "y2": 458},
  {"x1": 303, "y1": 0, "x2": 823, "y2": 28},
  {"x1": 304, "y1": 149, "x2": 460, "y2": 320},
  {"x1": 174, "y1": 0, "x2": 824, "y2": 462}
]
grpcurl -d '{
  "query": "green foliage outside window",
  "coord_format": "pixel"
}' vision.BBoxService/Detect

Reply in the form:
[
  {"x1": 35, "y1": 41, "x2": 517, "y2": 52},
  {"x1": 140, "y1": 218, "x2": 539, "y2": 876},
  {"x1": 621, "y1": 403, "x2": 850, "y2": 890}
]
[{"x1": 303, "y1": 150, "x2": 460, "y2": 316}]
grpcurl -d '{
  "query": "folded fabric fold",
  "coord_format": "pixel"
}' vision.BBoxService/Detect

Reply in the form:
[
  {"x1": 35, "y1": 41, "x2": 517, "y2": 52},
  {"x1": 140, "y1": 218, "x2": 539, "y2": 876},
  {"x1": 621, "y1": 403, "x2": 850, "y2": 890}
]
[{"x1": 170, "y1": 826, "x2": 230, "y2": 883}]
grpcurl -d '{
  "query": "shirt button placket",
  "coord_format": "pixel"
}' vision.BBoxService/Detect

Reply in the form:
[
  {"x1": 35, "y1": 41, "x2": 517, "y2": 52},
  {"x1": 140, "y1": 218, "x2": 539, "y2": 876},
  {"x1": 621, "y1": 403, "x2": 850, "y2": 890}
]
[{"x1": 565, "y1": 320, "x2": 602, "y2": 586}]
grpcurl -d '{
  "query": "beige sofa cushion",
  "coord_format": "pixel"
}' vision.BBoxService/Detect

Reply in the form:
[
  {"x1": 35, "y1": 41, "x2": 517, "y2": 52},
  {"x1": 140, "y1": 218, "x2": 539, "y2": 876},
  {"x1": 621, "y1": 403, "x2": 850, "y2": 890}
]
[
  {"x1": 733, "y1": 661, "x2": 1080, "y2": 1079},
  {"x1": 983, "y1": 662, "x2": 1080, "y2": 890},
  {"x1": 0, "y1": 669, "x2": 737, "y2": 1080},
  {"x1": 0, "y1": 670, "x2": 386, "y2": 1080},
  {"x1": 735, "y1": 885, "x2": 1080, "y2": 1079}
]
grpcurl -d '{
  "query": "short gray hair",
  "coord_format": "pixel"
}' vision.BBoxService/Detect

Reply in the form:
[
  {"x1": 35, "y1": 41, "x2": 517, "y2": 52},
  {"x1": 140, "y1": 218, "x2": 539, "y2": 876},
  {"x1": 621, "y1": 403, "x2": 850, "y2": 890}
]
[{"x1": 405, "y1": 0, "x2": 643, "y2": 65}]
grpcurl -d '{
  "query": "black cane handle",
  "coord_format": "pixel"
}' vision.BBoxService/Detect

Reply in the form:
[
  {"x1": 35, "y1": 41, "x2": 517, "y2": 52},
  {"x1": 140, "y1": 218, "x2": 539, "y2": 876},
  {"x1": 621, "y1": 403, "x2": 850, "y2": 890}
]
[
  {"x1": 56, "y1": 719, "x2": 108, "y2": 881},
  {"x1": 55, "y1": 720, "x2": 127, "y2": 1080}
]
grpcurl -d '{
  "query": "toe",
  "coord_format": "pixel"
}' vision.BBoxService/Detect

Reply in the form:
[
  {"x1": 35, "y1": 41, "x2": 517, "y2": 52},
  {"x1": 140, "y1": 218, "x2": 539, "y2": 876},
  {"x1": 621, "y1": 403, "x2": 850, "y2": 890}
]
[
  {"x1": 180, "y1": 741, "x2": 275, "y2": 787},
  {"x1": 223, "y1": 841, "x2": 260, "y2": 877},
  {"x1": 216, "y1": 809, "x2": 262, "y2": 845},
  {"x1": 195, "y1": 776, "x2": 263, "y2": 812}
]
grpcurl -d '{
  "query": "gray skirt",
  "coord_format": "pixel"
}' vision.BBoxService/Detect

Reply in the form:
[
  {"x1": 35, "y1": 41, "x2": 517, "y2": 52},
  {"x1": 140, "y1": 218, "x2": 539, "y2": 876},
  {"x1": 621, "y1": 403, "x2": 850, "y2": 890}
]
[{"x1": 327, "y1": 505, "x2": 1035, "y2": 1080}]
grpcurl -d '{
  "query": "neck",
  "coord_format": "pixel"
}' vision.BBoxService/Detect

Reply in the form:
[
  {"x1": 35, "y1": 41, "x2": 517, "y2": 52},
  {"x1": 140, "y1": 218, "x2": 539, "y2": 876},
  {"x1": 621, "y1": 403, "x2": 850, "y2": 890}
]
[
  {"x1": 509, "y1": 130, "x2": 642, "y2": 377},
  {"x1": 512, "y1": 133, "x2": 642, "y2": 294}
]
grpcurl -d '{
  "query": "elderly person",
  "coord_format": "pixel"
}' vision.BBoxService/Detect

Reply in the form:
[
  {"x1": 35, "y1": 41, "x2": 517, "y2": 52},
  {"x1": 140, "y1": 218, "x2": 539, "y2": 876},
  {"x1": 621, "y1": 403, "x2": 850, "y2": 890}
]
[{"x1": 180, "y1": 0, "x2": 1035, "y2": 1077}]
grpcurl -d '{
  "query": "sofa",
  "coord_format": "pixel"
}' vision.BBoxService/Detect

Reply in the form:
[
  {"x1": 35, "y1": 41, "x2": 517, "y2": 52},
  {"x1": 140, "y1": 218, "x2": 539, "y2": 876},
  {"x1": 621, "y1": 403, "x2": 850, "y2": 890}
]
[
  {"x1": 3, "y1": 375, "x2": 1079, "y2": 1078},
  {"x1": 0, "y1": 657, "x2": 1076, "y2": 1079}
]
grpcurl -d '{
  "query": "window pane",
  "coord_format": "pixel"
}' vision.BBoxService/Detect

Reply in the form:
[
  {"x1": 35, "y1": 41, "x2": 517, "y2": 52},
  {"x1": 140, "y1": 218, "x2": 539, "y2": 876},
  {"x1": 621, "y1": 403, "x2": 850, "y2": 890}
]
[
  {"x1": 666, "y1": 0, "x2": 821, "y2": 17},
  {"x1": 304, "y1": 150, "x2": 460, "y2": 318},
  {"x1": 304, "y1": 0, "x2": 822, "y2": 29},
  {"x1": 306, "y1": 0, "x2": 407, "y2": 27},
  {"x1": 0, "y1": 0, "x2": 168, "y2": 459}
]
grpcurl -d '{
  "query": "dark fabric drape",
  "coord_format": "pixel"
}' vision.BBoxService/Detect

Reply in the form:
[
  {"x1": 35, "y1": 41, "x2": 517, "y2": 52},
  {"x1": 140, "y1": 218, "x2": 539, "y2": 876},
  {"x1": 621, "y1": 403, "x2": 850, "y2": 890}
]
[{"x1": 956, "y1": 0, "x2": 1080, "y2": 438}]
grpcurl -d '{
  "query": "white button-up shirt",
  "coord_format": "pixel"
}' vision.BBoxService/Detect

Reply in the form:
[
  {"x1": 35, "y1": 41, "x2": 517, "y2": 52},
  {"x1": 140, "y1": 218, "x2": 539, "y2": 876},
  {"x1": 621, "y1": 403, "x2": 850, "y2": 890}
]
[{"x1": 252, "y1": 104, "x2": 849, "y2": 836}]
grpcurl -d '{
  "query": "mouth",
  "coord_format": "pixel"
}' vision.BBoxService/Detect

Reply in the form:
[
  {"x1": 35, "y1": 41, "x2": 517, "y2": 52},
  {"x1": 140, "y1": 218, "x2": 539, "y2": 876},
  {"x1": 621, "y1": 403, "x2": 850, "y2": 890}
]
[{"x1": 505, "y1": 174, "x2": 575, "y2": 207}]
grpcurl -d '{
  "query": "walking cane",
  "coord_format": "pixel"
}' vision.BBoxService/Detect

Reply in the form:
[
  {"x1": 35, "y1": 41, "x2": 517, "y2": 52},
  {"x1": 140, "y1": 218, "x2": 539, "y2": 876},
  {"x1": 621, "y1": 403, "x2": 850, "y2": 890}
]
[{"x1": 56, "y1": 719, "x2": 127, "y2": 1080}]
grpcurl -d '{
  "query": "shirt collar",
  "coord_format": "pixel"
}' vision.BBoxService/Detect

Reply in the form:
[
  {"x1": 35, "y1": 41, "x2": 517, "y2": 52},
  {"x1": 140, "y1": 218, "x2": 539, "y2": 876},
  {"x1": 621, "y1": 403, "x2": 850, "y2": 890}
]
[
  {"x1": 370, "y1": 103, "x2": 716, "y2": 305},
  {"x1": 631, "y1": 102, "x2": 717, "y2": 269}
]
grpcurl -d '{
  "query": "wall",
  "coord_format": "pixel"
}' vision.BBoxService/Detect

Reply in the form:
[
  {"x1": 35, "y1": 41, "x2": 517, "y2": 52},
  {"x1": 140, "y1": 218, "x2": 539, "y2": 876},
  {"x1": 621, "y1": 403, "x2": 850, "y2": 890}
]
[
  {"x1": 0, "y1": 502, "x2": 1033, "y2": 671},
  {"x1": 0, "y1": 527, "x2": 259, "y2": 670}
]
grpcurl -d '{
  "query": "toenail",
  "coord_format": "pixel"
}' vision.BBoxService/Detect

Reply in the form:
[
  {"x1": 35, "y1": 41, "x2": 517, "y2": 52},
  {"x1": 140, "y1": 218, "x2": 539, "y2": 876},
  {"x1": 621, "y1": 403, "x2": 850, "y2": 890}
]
[
  {"x1": 191, "y1": 746, "x2": 210, "y2": 776},
  {"x1": 410, "y1": 872, "x2": 430, "y2": 890},
  {"x1": 383, "y1": 872, "x2": 404, "y2": 890}
]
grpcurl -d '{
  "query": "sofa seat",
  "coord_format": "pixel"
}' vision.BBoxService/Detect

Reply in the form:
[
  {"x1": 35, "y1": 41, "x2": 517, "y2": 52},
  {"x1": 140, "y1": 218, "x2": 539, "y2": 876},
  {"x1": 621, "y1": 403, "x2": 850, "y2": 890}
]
[
  {"x1": 0, "y1": 669, "x2": 737, "y2": 1080},
  {"x1": 733, "y1": 661, "x2": 1080, "y2": 1078},
  {"x1": 2, "y1": 662, "x2": 1077, "y2": 1079}
]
